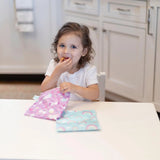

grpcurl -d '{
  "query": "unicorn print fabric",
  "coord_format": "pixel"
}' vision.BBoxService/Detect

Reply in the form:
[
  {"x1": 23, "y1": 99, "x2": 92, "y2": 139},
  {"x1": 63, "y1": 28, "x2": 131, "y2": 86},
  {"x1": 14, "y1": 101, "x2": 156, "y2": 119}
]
[
  {"x1": 25, "y1": 87, "x2": 70, "y2": 120},
  {"x1": 56, "y1": 110, "x2": 100, "y2": 132}
]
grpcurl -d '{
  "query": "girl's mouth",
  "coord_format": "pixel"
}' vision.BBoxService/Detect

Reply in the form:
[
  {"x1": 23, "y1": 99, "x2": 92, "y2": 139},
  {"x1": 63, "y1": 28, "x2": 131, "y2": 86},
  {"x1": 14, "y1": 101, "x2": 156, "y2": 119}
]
[{"x1": 61, "y1": 57, "x2": 69, "y2": 61}]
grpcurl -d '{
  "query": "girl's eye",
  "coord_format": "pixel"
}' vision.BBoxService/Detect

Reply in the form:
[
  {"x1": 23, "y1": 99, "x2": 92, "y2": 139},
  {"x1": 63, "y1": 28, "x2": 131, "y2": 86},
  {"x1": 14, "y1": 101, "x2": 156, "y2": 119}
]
[
  {"x1": 59, "y1": 44, "x2": 65, "y2": 48},
  {"x1": 71, "y1": 45, "x2": 77, "y2": 49}
]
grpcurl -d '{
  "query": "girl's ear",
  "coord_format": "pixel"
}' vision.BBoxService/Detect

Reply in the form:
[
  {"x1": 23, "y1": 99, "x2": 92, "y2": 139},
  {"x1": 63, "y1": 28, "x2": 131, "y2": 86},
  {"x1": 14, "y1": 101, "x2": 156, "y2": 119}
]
[{"x1": 82, "y1": 48, "x2": 88, "y2": 57}]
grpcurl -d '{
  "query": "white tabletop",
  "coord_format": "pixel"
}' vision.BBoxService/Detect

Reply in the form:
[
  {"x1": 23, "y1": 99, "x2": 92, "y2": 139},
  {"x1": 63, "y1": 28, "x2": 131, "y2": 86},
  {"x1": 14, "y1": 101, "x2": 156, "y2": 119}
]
[{"x1": 0, "y1": 99, "x2": 160, "y2": 160}]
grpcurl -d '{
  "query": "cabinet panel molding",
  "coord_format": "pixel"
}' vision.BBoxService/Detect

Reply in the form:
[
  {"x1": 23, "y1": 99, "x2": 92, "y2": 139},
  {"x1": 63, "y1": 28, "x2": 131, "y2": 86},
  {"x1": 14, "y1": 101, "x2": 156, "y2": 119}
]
[{"x1": 102, "y1": 23, "x2": 145, "y2": 100}]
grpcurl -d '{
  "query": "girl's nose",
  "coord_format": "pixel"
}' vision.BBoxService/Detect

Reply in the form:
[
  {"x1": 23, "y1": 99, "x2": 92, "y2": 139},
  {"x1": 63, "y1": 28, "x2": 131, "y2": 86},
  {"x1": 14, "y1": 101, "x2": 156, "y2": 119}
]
[
  {"x1": 64, "y1": 47, "x2": 70, "y2": 54},
  {"x1": 64, "y1": 47, "x2": 71, "y2": 57},
  {"x1": 64, "y1": 47, "x2": 68, "y2": 53}
]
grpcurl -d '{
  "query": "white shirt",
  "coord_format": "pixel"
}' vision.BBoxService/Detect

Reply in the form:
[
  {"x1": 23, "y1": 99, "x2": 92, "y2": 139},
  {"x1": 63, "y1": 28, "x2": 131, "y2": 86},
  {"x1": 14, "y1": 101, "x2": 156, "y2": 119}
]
[{"x1": 45, "y1": 59, "x2": 98, "y2": 101}]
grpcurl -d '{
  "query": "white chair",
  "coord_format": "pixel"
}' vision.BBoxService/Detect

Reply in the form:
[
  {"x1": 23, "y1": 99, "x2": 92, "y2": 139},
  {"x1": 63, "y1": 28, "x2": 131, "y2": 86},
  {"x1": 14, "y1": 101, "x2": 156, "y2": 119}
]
[{"x1": 97, "y1": 72, "x2": 106, "y2": 101}]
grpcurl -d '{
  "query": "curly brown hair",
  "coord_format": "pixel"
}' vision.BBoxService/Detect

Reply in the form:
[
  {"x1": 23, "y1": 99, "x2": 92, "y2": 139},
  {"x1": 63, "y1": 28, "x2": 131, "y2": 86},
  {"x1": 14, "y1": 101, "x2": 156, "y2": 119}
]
[{"x1": 51, "y1": 22, "x2": 95, "y2": 69}]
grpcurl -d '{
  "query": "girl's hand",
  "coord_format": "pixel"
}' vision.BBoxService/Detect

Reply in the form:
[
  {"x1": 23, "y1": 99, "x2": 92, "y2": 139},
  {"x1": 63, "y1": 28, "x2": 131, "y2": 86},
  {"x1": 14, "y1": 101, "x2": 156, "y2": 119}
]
[
  {"x1": 60, "y1": 82, "x2": 75, "y2": 93},
  {"x1": 55, "y1": 58, "x2": 72, "y2": 74},
  {"x1": 60, "y1": 82, "x2": 99, "y2": 100}
]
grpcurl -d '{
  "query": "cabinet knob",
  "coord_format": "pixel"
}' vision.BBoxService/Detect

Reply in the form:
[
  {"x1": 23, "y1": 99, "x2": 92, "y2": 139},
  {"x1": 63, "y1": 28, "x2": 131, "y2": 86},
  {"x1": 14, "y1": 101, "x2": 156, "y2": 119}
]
[{"x1": 102, "y1": 29, "x2": 107, "y2": 33}]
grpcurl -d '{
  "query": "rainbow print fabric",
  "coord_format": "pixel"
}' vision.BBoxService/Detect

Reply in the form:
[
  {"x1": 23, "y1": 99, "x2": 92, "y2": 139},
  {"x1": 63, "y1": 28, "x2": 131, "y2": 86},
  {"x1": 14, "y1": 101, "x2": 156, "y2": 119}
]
[{"x1": 56, "y1": 110, "x2": 100, "y2": 132}]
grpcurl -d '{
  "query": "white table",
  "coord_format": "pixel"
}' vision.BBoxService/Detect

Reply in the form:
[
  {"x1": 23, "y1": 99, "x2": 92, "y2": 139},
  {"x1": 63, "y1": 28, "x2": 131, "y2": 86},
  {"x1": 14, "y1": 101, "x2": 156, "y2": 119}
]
[{"x1": 0, "y1": 99, "x2": 160, "y2": 160}]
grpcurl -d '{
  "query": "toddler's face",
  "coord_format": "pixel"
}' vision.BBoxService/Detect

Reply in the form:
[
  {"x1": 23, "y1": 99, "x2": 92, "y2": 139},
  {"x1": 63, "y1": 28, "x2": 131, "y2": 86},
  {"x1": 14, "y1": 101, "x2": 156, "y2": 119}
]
[{"x1": 57, "y1": 33, "x2": 87, "y2": 69}]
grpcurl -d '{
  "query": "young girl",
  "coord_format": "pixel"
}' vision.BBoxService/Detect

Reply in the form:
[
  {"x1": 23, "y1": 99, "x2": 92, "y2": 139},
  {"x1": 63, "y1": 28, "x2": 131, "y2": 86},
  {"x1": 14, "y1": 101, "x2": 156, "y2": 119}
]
[{"x1": 41, "y1": 22, "x2": 99, "y2": 101}]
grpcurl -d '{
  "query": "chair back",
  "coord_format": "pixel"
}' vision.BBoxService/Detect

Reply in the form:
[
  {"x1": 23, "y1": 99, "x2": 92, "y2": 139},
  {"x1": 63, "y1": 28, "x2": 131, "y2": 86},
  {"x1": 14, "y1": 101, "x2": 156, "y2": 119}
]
[{"x1": 97, "y1": 72, "x2": 106, "y2": 101}]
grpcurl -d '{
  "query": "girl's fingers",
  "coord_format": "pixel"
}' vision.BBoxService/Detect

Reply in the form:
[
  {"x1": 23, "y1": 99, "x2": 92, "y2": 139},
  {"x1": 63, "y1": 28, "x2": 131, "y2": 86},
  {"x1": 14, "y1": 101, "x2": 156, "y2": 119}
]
[
  {"x1": 60, "y1": 87, "x2": 69, "y2": 93},
  {"x1": 60, "y1": 86, "x2": 64, "y2": 93},
  {"x1": 63, "y1": 58, "x2": 72, "y2": 67},
  {"x1": 58, "y1": 58, "x2": 72, "y2": 72},
  {"x1": 60, "y1": 83, "x2": 71, "y2": 93}
]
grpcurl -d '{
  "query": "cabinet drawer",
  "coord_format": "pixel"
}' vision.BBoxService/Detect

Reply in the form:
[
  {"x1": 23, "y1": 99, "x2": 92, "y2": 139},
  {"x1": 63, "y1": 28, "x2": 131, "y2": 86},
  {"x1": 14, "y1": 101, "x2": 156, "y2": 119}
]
[
  {"x1": 102, "y1": 0, "x2": 147, "y2": 23},
  {"x1": 64, "y1": 0, "x2": 99, "y2": 15}
]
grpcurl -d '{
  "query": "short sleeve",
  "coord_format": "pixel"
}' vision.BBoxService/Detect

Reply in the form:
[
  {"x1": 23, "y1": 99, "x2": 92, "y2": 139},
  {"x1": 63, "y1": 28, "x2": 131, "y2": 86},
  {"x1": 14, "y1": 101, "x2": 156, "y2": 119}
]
[
  {"x1": 45, "y1": 59, "x2": 56, "y2": 76},
  {"x1": 86, "y1": 65, "x2": 98, "y2": 86}
]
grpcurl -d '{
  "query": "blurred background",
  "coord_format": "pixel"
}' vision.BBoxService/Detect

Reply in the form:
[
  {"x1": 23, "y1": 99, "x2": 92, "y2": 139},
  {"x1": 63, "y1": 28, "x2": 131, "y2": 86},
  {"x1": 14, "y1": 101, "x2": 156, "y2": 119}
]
[
  {"x1": 0, "y1": 0, "x2": 160, "y2": 116},
  {"x1": 0, "y1": 0, "x2": 63, "y2": 99}
]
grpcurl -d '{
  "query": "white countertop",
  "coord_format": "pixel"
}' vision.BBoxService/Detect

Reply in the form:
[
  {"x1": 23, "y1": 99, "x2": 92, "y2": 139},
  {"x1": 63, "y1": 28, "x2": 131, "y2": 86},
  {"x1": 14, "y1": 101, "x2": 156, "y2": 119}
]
[{"x1": 0, "y1": 99, "x2": 160, "y2": 160}]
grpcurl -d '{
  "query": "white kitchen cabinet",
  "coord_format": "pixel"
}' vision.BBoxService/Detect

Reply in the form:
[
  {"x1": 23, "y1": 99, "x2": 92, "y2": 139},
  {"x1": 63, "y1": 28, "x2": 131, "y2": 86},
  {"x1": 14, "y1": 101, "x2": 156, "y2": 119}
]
[
  {"x1": 102, "y1": 22, "x2": 146, "y2": 101},
  {"x1": 63, "y1": 0, "x2": 157, "y2": 102},
  {"x1": 153, "y1": 3, "x2": 160, "y2": 111},
  {"x1": 101, "y1": 0, "x2": 153, "y2": 101},
  {"x1": 64, "y1": 15, "x2": 100, "y2": 72}
]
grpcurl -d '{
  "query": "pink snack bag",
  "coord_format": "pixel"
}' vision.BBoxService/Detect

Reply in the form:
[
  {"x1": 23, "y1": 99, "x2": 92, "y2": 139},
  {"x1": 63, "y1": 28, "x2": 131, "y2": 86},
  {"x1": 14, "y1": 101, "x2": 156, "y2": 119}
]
[{"x1": 25, "y1": 87, "x2": 70, "y2": 120}]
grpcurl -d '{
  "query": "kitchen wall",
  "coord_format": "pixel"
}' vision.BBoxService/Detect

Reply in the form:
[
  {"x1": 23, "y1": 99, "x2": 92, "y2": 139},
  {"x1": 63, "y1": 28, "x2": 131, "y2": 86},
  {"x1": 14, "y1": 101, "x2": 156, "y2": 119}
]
[{"x1": 0, "y1": 0, "x2": 63, "y2": 74}]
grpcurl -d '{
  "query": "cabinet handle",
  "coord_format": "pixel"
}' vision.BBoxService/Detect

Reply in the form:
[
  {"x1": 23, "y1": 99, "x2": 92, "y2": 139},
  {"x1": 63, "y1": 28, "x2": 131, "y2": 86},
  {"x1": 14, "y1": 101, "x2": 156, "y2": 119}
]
[
  {"x1": 102, "y1": 29, "x2": 107, "y2": 33},
  {"x1": 88, "y1": 26, "x2": 97, "y2": 31},
  {"x1": 147, "y1": 7, "x2": 154, "y2": 36},
  {"x1": 117, "y1": 8, "x2": 130, "y2": 13},
  {"x1": 92, "y1": 27, "x2": 97, "y2": 31},
  {"x1": 74, "y1": 2, "x2": 85, "y2": 6}
]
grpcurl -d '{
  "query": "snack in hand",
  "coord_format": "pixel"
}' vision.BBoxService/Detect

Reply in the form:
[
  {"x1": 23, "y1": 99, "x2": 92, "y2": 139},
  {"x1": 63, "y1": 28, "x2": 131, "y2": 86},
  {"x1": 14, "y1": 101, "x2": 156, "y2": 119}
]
[
  {"x1": 61, "y1": 57, "x2": 69, "y2": 62},
  {"x1": 61, "y1": 57, "x2": 65, "y2": 61}
]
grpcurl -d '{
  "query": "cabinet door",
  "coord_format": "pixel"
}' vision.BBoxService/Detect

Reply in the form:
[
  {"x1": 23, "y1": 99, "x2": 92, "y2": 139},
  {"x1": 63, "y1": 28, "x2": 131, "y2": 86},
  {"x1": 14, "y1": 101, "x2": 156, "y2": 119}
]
[
  {"x1": 64, "y1": 16, "x2": 100, "y2": 72},
  {"x1": 154, "y1": 8, "x2": 160, "y2": 109},
  {"x1": 102, "y1": 22, "x2": 145, "y2": 101}
]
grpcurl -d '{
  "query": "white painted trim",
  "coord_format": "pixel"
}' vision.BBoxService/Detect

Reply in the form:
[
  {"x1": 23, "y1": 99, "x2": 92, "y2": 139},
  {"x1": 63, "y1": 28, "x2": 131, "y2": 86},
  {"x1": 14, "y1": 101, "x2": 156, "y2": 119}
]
[{"x1": 0, "y1": 65, "x2": 47, "y2": 74}]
